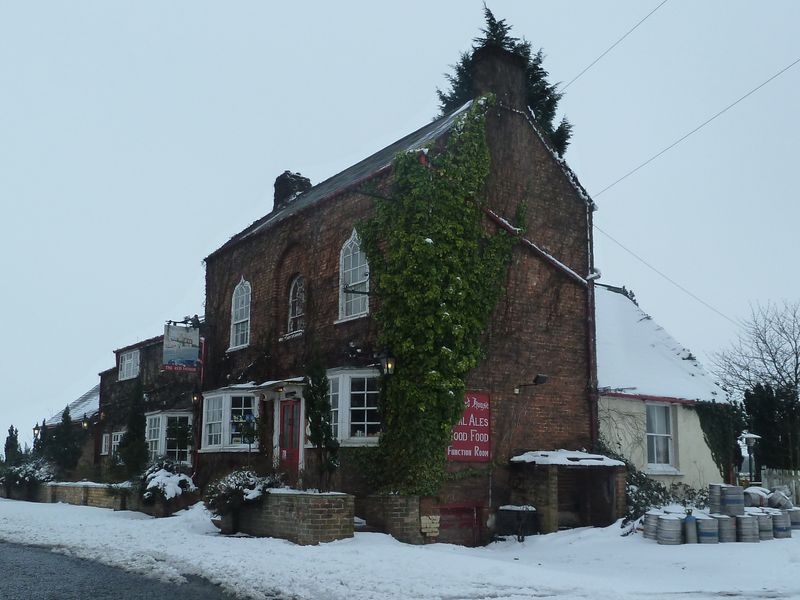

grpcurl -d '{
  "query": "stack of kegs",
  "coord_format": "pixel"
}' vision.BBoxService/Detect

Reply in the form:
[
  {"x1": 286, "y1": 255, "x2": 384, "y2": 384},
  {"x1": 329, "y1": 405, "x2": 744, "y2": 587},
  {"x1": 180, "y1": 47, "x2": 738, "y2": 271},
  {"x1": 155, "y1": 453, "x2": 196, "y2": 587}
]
[
  {"x1": 643, "y1": 510, "x2": 661, "y2": 540},
  {"x1": 656, "y1": 514, "x2": 684, "y2": 545},
  {"x1": 712, "y1": 514, "x2": 736, "y2": 542},
  {"x1": 736, "y1": 514, "x2": 760, "y2": 542},
  {"x1": 708, "y1": 483, "x2": 722, "y2": 514},
  {"x1": 721, "y1": 485, "x2": 745, "y2": 516},
  {"x1": 696, "y1": 513, "x2": 719, "y2": 544},
  {"x1": 755, "y1": 512, "x2": 774, "y2": 541},
  {"x1": 772, "y1": 510, "x2": 792, "y2": 539},
  {"x1": 787, "y1": 507, "x2": 800, "y2": 530}
]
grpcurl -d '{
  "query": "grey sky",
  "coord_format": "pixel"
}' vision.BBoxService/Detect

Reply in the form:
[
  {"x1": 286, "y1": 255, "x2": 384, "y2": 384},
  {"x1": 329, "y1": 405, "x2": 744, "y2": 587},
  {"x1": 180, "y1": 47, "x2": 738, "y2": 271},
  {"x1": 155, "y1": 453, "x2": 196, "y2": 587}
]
[{"x1": 2, "y1": 1, "x2": 798, "y2": 449}]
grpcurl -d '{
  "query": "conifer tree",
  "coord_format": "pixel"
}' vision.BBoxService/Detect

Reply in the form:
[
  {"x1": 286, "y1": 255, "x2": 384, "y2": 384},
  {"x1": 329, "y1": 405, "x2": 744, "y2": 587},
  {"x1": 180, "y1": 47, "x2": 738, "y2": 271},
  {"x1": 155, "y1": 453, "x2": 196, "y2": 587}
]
[
  {"x1": 437, "y1": 6, "x2": 572, "y2": 155},
  {"x1": 3, "y1": 426, "x2": 22, "y2": 466},
  {"x1": 51, "y1": 406, "x2": 82, "y2": 475},
  {"x1": 304, "y1": 355, "x2": 339, "y2": 491}
]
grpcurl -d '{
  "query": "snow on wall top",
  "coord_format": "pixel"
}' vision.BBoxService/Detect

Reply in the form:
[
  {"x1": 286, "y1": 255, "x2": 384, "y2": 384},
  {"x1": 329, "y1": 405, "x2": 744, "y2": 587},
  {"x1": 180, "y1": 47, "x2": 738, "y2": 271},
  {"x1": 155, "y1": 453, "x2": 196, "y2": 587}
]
[
  {"x1": 595, "y1": 285, "x2": 725, "y2": 402},
  {"x1": 46, "y1": 383, "x2": 100, "y2": 426},
  {"x1": 510, "y1": 449, "x2": 624, "y2": 467}
]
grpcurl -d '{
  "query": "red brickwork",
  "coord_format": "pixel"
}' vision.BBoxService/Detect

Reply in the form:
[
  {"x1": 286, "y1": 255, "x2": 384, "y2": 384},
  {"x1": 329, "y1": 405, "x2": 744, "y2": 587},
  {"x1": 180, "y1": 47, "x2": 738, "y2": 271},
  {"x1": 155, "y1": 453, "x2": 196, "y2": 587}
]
[
  {"x1": 200, "y1": 47, "x2": 597, "y2": 526},
  {"x1": 235, "y1": 492, "x2": 354, "y2": 545}
]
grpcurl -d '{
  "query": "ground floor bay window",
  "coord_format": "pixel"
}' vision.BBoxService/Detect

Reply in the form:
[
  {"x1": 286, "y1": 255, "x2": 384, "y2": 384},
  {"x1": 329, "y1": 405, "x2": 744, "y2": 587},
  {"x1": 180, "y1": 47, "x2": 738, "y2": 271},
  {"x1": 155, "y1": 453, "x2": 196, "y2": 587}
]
[
  {"x1": 326, "y1": 369, "x2": 381, "y2": 445},
  {"x1": 200, "y1": 391, "x2": 259, "y2": 452},
  {"x1": 145, "y1": 412, "x2": 193, "y2": 465}
]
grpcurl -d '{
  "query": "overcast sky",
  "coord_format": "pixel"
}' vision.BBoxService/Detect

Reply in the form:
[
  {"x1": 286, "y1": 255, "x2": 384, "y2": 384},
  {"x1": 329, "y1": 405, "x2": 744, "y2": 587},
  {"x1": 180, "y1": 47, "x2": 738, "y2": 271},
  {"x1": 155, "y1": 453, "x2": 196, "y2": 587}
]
[{"x1": 2, "y1": 1, "x2": 798, "y2": 450}]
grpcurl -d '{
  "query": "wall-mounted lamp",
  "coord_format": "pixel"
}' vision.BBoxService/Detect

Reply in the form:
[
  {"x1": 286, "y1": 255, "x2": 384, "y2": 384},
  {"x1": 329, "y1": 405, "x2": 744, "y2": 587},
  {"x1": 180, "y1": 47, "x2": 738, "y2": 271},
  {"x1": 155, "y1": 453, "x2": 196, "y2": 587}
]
[
  {"x1": 380, "y1": 354, "x2": 396, "y2": 376},
  {"x1": 33, "y1": 423, "x2": 41, "y2": 439},
  {"x1": 275, "y1": 385, "x2": 285, "y2": 394},
  {"x1": 82, "y1": 415, "x2": 89, "y2": 430},
  {"x1": 191, "y1": 390, "x2": 203, "y2": 404},
  {"x1": 514, "y1": 374, "x2": 549, "y2": 395}
]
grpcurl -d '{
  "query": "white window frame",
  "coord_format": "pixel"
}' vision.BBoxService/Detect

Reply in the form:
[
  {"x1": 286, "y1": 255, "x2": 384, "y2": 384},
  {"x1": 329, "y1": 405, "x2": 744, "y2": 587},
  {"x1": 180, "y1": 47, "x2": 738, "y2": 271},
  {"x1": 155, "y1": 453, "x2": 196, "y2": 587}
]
[
  {"x1": 100, "y1": 433, "x2": 110, "y2": 456},
  {"x1": 326, "y1": 369, "x2": 380, "y2": 446},
  {"x1": 146, "y1": 415, "x2": 161, "y2": 462},
  {"x1": 144, "y1": 412, "x2": 193, "y2": 465},
  {"x1": 646, "y1": 403, "x2": 674, "y2": 469},
  {"x1": 118, "y1": 349, "x2": 140, "y2": 381},
  {"x1": 337, "y1": 230, "x2": 369, "y2": 322},
  {"x1": 200, "y1": 392, "x2": 259, "y2": 452},
  {"x1": 287, "y1": 274, "x2": 306, "y2": 334},
  {"x1": 111, "y1": 431, "x2": 124, "y2": 456},
  {"x1": 229, "y1": 277, "x2": 251, "y2": 351}
]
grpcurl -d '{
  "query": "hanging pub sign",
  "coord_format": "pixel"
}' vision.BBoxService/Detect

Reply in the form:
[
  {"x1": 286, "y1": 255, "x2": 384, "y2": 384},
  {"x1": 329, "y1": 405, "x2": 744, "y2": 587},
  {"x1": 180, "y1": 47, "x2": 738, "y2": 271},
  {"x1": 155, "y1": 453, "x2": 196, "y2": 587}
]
[
  {"x1": 447, "y1": 391, "x2": 491, "y2": 462},
  {"x1": 162, "y1": 324, "x2": 201, "y2": 372}
]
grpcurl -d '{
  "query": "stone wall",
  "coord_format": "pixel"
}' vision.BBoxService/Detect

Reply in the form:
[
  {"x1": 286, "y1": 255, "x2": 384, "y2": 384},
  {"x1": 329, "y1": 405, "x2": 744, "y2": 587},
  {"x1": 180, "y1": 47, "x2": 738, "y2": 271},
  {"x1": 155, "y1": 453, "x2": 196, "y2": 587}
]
[{"x1": 235, "y1": 492, "x2": 354, "y2": 545}]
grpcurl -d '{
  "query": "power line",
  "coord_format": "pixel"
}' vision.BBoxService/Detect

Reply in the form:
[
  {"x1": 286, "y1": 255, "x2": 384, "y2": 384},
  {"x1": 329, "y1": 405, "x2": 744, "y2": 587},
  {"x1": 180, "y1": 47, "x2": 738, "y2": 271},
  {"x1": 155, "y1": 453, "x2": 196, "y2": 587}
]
[
  {"x1": 593, "y1": 223, "x2": 739, "y2": 326},
  {"x1": 561, "y1": 0, "x2": 669, "y2": 92},
  {"x1": 595, "y1": 56, "x2": 800, "y2": 197}
]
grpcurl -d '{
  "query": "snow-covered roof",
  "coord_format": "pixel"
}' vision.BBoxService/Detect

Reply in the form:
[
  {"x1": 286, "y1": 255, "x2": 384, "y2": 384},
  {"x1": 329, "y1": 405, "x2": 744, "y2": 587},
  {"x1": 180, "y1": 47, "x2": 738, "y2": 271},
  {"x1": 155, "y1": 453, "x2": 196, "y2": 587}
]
[
  {"x1": 595, "y1": 285, "x2": 725, "y2": 402},
  {"x1": 510, "y1": 449, "x2": 624, "y2": 467},
  {"x1": 46, "y1": 383, "x2": 100, "y2": 427}
]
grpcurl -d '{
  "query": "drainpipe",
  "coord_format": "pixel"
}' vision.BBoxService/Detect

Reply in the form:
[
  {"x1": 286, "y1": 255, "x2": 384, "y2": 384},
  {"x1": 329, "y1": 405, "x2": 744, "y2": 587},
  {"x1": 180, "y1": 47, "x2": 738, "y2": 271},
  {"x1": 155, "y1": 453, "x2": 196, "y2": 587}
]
[{"x1": 585, "y1": 202, "x2": 599, "y2": 449}]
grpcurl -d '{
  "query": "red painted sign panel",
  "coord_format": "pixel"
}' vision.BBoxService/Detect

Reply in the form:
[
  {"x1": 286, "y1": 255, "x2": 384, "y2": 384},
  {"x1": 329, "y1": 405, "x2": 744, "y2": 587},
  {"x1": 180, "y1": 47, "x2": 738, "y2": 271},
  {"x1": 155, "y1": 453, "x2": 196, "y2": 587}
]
[{"x1": 447, "y1": 392, "x2": 491, "y2": 462}]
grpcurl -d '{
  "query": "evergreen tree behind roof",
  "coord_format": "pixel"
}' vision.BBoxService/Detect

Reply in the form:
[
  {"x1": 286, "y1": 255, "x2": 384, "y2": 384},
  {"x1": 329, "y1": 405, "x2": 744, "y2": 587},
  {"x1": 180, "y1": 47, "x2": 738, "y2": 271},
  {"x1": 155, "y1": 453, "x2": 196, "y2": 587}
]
[{"x1": 437, "y1": 6, "x2": 573, "y2": 156}]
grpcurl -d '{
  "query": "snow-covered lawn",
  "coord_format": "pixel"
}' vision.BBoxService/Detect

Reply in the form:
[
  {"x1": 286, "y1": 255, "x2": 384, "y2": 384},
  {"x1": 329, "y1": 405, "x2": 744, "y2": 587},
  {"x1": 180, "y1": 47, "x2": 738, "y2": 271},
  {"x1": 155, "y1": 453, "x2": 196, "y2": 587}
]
[{"x1": 1, "y1": 498, "x2": 800, "y2": 600}]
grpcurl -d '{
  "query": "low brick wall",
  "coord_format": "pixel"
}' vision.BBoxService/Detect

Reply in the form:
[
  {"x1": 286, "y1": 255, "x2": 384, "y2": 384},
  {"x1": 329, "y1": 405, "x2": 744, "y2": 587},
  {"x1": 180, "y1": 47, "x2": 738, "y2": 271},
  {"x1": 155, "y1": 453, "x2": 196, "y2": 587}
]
[
  {"x1": 236, "y1": 492, "x2": 354, "y2": 545},
  {"x1": 0, "y1": 482, "x2": 197, "y2": 517},
  {"x1": 356, "y1": 495, "x2": 441, "y2": 545}
]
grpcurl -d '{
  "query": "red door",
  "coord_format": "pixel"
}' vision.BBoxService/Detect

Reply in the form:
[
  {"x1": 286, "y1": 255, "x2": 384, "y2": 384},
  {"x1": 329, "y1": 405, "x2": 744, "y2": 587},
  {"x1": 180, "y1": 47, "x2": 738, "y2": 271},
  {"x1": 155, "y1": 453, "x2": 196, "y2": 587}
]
[{"x1": 279, "y1": 400, "x2": 301, "y2": 477}]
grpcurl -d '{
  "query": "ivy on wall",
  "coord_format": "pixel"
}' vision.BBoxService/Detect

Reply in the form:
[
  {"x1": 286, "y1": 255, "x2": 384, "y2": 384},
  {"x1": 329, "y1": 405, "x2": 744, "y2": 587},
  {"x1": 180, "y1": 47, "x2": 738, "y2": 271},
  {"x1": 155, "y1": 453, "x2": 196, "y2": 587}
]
[
  {"x1": 693, "y1": 400, "x2": 747, "y2": 482},
  {"x1": 358, "y1": 97, "x2": 518, "y2": 495}
]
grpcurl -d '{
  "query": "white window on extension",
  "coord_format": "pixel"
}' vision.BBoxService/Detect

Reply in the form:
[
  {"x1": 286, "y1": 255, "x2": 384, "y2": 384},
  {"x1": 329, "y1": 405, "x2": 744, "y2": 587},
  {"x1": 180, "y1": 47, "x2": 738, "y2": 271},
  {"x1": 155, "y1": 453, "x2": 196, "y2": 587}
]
[{"x1": 646, "y1": 403, "x2": 673, "y2": 467}]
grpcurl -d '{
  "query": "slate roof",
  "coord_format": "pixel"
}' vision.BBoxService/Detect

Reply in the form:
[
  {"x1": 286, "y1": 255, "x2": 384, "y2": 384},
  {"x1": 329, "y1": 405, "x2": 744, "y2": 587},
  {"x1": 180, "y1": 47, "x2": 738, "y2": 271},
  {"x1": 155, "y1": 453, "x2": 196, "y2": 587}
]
[
  {"x1": 46, "y1": 383, "x2": 100, "y2": 427},
  {"x1": 595, "y1": 285, "x2": 725, "y2": 402},
  {"x1": 207, "y1": 102, "x2": 474, "y2": 259}
]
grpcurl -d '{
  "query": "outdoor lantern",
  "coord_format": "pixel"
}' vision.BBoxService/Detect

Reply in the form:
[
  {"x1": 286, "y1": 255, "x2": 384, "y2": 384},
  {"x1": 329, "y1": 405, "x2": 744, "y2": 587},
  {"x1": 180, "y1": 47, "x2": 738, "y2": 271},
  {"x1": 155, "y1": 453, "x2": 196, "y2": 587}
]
[
  {"x1": 380, "y1": 354, "x2": 396, "y2": 376},
  {"x1": 33, "y1": 423, "x2": 40, "y2": 439},
  {"x1": 192, "y1": 390, "x2": 202, "y2": 404},
  {"x1": 513, "y1": 374, "x2": 549, "y2": 394},
  {"x1": 82, "y1": 415, "x2": 89, "y2": 429},
  {"x1": 741, "y1": 431, "x2": 761, "y2": 484}
]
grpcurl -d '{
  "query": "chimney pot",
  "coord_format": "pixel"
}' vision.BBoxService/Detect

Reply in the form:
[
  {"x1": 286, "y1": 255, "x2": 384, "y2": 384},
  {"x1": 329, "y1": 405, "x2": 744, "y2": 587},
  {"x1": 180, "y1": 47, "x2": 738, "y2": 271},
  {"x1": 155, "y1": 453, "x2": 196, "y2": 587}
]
[
  {"x1": 470, "y1": 46, "x2": 527, "y2": 109},
  {"x1": 273, "y1": 171, "x2": 312, "y2": 212}
]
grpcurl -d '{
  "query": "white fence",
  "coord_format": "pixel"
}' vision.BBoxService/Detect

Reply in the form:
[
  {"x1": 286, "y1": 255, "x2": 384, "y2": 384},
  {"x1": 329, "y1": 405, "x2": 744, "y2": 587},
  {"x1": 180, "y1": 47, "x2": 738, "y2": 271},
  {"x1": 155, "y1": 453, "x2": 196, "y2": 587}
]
[{"x1": 761, "y1": 468, "x2": 800, "y2": 502}]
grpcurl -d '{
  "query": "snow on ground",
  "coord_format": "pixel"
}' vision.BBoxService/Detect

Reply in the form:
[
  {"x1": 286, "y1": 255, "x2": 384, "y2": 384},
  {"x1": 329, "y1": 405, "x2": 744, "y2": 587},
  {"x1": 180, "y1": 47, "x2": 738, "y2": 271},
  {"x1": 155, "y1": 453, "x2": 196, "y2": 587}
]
[{"x1": 2, "y1": 499, "x2": 800, "y2": 600}]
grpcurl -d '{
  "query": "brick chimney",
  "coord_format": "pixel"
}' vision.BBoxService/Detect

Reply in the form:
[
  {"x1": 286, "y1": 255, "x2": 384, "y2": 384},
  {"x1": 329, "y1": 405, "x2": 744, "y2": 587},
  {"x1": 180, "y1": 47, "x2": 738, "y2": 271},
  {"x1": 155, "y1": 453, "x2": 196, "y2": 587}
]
[
  {"x1": 273, "y1": 171, "x2": 312, "y2": 212},
  {"x1": 470, "y1": 46, "x2": 527, "y2": 110}
]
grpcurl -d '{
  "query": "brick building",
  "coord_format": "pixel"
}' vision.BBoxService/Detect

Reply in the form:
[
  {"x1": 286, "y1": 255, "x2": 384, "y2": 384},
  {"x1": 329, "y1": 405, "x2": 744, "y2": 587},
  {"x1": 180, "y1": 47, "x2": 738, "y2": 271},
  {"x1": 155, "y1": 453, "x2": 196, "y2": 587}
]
[
  {"x1": 196, "y1": 45, "x2": 621, "y2": 541},
  {"x1": 97, "y1": 331, "x2": 200, "y2": 474}
]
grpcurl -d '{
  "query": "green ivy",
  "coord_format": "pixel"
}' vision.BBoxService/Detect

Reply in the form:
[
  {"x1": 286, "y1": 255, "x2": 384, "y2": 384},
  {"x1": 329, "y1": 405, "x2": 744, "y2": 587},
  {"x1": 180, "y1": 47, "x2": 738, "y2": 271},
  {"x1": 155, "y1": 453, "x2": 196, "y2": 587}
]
[
  {"x1": 358, "y1": 97, "x2": 517, "y2": 495},
  {"x1": 694, "y1": 400, "x2": 747, "y2": 481}
]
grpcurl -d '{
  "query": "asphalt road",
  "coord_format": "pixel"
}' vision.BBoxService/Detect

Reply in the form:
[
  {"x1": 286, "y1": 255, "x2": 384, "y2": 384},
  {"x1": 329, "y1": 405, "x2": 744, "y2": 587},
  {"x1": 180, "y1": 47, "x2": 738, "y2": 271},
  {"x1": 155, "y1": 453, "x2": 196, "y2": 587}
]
[{"x1": 0, "y1": 540, "x2": 237, "y2": 600}]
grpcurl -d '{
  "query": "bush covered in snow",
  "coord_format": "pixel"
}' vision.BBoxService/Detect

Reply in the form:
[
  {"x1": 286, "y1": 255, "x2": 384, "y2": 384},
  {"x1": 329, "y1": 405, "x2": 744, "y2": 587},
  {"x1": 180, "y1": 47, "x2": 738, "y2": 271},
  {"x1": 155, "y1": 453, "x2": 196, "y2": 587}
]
[
  {"x1": 140, "y1": 459, "x2": 197, "y2": 504},
  {"x1": 204, "y1": 469, "x2": 282, "y2": 517},
  {"x1": 0, "y1": 458, "x2": 54, "y2": 490}
]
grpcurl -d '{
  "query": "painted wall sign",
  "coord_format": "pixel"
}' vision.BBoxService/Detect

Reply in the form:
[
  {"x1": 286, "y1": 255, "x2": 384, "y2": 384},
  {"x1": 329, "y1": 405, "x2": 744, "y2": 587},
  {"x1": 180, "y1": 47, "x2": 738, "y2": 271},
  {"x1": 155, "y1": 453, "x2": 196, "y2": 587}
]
[
  {"x1": 447, "y1": 392, "x2": 491, "y2": 462},
  {"x1": 162, "y1": 324, "x2": 201, "y2": 372}
]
